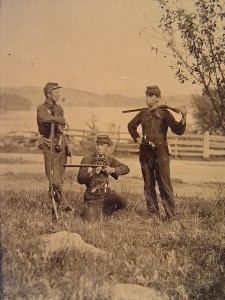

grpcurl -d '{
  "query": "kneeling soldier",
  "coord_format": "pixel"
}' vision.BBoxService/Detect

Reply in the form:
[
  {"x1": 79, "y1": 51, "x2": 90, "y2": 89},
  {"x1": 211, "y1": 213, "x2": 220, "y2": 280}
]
[{"x1": 77, "y1": 134, "x2": 130, "y2": 223}]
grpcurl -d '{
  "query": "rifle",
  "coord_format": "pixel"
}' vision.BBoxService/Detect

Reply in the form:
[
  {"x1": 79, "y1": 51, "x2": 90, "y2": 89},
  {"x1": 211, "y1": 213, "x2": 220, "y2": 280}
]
[
  {"x1": 122, "y1": 105, "x2": 182, "y2": 114},
  {"x1": 63, "y1": 164, "x2": 103, "y2": 168},
  {"x1": 50, "y1": 122, "x2": 59, "y2": 222}
]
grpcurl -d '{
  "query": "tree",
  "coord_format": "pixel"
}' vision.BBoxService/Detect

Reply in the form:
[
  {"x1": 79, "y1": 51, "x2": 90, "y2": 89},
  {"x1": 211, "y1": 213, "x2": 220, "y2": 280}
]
[
  {"x1": 144, "y1": 0, "x2": 225, "y2": 132},
  {"x1": 192, "y1": 94, "x2": 224, "y2": 134},
  {"x1": 85, "y1": 115, "x2": 98, "y2": 134}
]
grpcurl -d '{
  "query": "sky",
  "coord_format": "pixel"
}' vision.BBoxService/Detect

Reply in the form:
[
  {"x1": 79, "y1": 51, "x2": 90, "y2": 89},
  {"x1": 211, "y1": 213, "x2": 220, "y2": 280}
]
[{"x1": 0, "y1": 0, "x2": 200, "y2": 97}]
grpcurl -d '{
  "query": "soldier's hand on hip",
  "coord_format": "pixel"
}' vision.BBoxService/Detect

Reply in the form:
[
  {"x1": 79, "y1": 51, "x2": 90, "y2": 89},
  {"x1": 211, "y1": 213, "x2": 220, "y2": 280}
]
[{"x1": 136, "y1": 137, "x2": 142, "y2": 145}]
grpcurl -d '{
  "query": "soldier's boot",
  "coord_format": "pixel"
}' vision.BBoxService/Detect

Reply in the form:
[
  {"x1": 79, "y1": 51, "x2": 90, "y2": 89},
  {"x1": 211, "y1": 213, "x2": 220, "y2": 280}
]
[
  {"x1": 51, "y1": 183, "x2": 73, "y2": 215},
  {"x1": 57, "y1": 190, "x2": 73, "y2": 213},
  {"x1": 48, "y1": 188, "x2": 60, "y2": 223},
  {"x1": 61, "y1": 191, "x2": 73, "y2": 213}
]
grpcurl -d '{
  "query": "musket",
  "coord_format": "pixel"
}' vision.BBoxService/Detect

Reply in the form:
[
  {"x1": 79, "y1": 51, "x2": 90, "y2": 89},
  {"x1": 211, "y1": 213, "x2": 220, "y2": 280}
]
[
  {"x1": 50, "y1": 122, "x2": 59, "y2": 222},
  {"x1": 122, "y1": 105, "x2": 182, "y2": 114},
  {"x1": 63, "y1": 164, "x2": 103, "y2": 168}
]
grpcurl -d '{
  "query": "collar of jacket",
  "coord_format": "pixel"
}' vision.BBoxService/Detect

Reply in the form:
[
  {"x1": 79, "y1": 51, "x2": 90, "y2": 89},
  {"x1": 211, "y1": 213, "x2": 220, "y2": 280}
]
[
  {"x1": 146, "y1": 106, "x2": 162, "y2": 119},
  {"x1": 93, "y1": 153, "x2": 108, "y2": 163},
  {"x1": 44, "y1": 97, "x2": 55, "y2": 109}
]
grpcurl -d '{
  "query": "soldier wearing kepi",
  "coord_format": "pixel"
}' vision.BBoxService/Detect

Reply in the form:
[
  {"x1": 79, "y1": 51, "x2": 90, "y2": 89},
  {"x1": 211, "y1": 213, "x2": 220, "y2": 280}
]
[
  {"x1": 37, "y1": 82, "x2": 72, "y2": 218},
  {"x1": 77, "y1": 134, "x2": 130, "y2": 223},
  {"x1": 128, "y1": 86, "x2": 187, "y2": 221}
]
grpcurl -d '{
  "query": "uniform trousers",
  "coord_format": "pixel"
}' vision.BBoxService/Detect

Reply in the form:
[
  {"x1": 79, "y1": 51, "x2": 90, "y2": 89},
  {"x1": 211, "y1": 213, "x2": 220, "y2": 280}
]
[
  {"x1": 140, "y1": 145, "x2": 175, "y2": 219},
  {"x1": 42, "y1": 142, "x2": 68, "y2": 208}
]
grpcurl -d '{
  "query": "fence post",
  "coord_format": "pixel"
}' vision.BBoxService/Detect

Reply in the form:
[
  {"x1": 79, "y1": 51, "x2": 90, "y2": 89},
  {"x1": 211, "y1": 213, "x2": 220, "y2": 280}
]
[
  {"x1": 203, "y1": 131, "x2": 209, "y2": 158},
  {"x1": 117, "y1": 130, "x2": 120, "y2": 142},
  {"x1": 173, "y1": 137, "x2": 178, "y2": 158}
]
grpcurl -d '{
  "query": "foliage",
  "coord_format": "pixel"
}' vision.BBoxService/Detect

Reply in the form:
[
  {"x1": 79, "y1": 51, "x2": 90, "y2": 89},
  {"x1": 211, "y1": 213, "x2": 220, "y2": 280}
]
[
  {"x1": 192, "y1": 94, "x2": 225, "y2": 134},
  {"x1": 1, "y1": 172, "x2": 225, "y2": 299},
  {"x1": 85, "y1": 115, "x2": 99, "y2": 134},
  {"x1": 151, "y1": 0, "x2": 225, "y2": 131},
  {"x1": 0, "y1": 93, "x2": 31, "y2": 111},
  {"x1": 80, "y1": 117, "x2": 121, "y2": 155}
]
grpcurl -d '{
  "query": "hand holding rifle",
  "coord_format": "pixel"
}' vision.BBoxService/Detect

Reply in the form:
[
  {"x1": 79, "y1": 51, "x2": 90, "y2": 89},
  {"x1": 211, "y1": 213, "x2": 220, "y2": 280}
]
[
  {"x1": 179, "y1": 106, "x2": 187, "y2": 124},
  {"x1": 64, "y1": 163, "x2": 115, "y2": 175},
  {"x1": 101, "y1": 166, "x2": 116, "y2": 175}
]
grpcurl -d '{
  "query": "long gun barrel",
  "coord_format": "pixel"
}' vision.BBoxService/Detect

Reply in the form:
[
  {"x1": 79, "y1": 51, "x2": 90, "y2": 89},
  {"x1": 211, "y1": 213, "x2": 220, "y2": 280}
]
[
  {"x1": 122, "y1": 105, "x2": 182, "y2": 114},
  {"x1": 122, "y1": 107, "x2": 146, "y2": 113},
  {"x1": 63, "y1": 164, "x2": 102, "y2": 168},
  {"x1": 50, "y1": 123, "x2": 59, "y2": 222}
]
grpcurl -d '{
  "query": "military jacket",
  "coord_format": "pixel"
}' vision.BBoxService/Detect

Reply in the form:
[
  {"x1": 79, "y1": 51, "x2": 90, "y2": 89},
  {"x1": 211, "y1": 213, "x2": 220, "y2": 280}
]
[
  {"x1": 128, "y1": 106, "x2": 186, "y2": 165},
  {"x1": 37, "y1": 98, "x2": 66, "y2": 138},
  {"x1": 128, "y1": 106, "x2": 186, "y2": 146},
  {"x1": 77, "y1": 153, "x2": 130, "y2": 200}
]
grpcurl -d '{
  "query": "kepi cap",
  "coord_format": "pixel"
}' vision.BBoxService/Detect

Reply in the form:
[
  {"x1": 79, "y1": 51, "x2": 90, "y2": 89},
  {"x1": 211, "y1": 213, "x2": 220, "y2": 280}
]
[
  {"x1": 96, "y1": 134, "x2": 112, "y2": 145},
  {"x1": 44, "y1": 82, "x2": 62, "y2": 93},
  {"x1": 146, "y1": 85, "x2": 161, "y2": 97}
]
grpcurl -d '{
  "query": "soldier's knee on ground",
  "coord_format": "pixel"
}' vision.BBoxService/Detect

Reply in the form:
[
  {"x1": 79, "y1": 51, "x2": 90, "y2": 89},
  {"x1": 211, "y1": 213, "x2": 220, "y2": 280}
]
[{"x1": 84, "y1": 201, "x2": 103, "y2": 223}]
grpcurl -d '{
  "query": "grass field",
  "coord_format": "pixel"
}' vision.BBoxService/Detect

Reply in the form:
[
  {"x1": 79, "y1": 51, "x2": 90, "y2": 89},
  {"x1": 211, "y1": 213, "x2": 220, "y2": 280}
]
[{"x1": 1, "y1": 156, "x2": 225, "y2": 299}]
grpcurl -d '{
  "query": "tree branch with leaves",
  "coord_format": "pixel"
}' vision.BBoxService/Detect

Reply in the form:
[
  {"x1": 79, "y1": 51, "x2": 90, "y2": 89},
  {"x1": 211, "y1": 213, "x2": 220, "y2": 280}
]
[{"x1": 150, "y1": 0, "x2": 225, "y2": 132}]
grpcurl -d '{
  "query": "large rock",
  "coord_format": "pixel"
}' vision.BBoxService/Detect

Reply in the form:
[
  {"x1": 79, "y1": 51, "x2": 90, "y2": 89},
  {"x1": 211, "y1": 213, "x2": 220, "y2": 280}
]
[{"x1": 41, "y1": 231, "x2": 105, "y2": 258}]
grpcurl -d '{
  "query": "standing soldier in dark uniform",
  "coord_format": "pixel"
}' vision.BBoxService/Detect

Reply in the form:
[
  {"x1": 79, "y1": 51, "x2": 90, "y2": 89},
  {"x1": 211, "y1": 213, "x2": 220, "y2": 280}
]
[
  {"x1": 77, "y1": 134, "x2": 130, "y2": 223},
  {"x1": 37, "y1": 82, "x2": 72, "y2": 217},
  {"x1": 128, "y1": 86, "x2": 187, "y2": 221}
]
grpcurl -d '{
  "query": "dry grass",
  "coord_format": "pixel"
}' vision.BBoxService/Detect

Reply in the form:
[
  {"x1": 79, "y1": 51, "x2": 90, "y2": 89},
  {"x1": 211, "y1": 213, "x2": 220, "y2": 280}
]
[{"x1": 1, "y1": 175, "x2": 225, "y2": 299}]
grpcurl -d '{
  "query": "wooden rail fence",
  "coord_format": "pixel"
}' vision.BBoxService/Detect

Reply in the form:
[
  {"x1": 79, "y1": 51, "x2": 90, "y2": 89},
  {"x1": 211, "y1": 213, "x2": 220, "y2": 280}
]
[
  {"x1": 67, "y1": 129, "x2": 225, "y2": 158},
  {"x1": 0, "y1": 129, "x2": 225, "y2": 158}
]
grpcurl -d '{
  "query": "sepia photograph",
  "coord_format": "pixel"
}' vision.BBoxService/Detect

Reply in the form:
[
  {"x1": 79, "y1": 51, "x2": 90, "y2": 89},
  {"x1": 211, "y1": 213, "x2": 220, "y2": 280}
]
[{"x1": 0, "y1": 0, "x2": 225, "y2": 299}]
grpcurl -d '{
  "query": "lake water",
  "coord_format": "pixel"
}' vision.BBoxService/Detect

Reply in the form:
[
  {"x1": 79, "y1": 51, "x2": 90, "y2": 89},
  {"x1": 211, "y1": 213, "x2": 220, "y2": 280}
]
[{"x1": 0, "y1": 106, "x2": 193, "y2": 134}]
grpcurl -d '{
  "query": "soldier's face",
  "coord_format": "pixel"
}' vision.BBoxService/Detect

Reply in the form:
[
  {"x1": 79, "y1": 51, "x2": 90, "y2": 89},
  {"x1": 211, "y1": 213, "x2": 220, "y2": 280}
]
[
  {"x1": 48, "y1": 89, "x2": 60, "y2": 103},
  {"x1": 96, "y1": 143, "x2": 108, "y2": 156},
  {"x1": 146, "y1": 94, "x2": 158, "y2": 108}
]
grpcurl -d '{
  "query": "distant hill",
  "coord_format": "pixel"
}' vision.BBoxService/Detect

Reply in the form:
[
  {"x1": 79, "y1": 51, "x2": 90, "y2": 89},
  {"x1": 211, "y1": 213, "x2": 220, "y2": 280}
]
[
  {"x1": 0, "y1": 86, "x2": 194, "y2": 109},
  {"x1": 0, "y1": 92, "x2": 31, "y2": 111}
]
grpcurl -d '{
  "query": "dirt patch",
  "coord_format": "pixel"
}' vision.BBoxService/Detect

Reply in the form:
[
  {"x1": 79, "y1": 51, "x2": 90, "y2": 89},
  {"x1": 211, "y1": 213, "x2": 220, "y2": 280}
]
[{"x1": 0, "y1": 153, "x2": 224, "y2": 199}]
